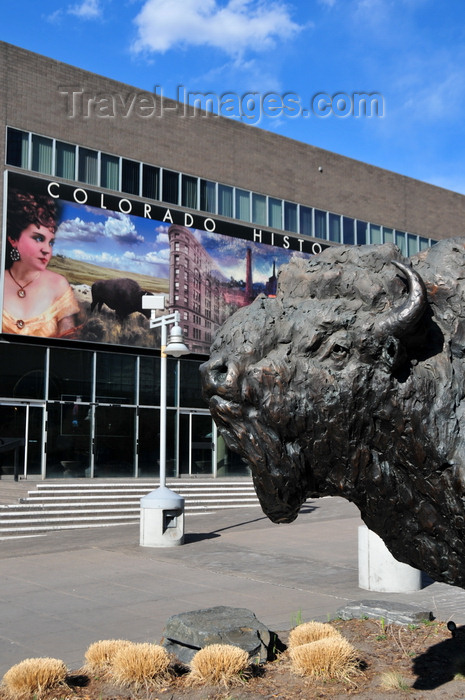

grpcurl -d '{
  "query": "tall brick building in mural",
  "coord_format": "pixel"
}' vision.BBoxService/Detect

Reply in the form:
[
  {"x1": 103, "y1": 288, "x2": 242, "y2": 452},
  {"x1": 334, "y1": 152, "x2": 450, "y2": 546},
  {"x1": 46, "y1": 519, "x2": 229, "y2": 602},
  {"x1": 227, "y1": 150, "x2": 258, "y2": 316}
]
[{"x1": 168, "y1": 224, "x2": 225, "y2": 354}]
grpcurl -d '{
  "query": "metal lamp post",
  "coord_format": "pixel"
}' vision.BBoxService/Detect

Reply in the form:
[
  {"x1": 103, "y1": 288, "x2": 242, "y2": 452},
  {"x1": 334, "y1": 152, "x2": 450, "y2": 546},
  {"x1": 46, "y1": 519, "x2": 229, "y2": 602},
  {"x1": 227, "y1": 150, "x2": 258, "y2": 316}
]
[{"x1": 140, "y1": 296, "x2": 190, "y2": 547}]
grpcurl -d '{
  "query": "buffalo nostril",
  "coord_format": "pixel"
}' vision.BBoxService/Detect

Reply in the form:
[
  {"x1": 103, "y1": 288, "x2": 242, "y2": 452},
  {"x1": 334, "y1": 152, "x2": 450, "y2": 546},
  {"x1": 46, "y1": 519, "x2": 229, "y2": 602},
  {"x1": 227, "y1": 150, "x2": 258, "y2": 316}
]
[
  {"x1": 214, "y1": 364, "x2": 229, "y2": 384},
  {"x1": 200, "y1": 359, "x2": 230, "y2": 392}
]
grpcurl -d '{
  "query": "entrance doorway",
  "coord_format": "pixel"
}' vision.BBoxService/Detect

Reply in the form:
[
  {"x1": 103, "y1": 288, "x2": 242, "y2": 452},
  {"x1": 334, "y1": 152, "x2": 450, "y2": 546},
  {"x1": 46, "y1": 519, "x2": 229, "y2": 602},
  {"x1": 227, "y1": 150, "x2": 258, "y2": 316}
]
[
  {"x1": 0, "y1": 403, "x2": 44, "y2": 479},
  {"x1": 179, "y1": 412, "x2": 214, "y2": 476}
]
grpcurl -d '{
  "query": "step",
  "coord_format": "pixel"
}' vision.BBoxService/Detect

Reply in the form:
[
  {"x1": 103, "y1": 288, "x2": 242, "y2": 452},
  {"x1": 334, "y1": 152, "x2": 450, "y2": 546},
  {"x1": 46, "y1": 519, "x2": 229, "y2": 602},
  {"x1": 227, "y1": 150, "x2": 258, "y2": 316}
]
[
  {"x1": 0, "y1": 503, "x2": 259, "y2": 535},
  {"x1": 2, "y1": 498, "x2": 258, "y2": 517},
  {"x1": 0, "y1": 479, "x2": 260, "y2": 536},
  {"x1": 26, "y1": 484, "x2": 256, "y2": 496},
  {"x1": 32, "y1": 480, "x2": 254, "y2": 490}
]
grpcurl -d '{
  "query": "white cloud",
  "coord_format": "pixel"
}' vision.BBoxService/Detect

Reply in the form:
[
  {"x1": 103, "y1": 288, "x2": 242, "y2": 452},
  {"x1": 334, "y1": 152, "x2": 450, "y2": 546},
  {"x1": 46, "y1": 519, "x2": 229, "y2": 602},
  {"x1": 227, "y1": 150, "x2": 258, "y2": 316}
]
[
  {"x1": 352, "y1": 0, "x2": 391, "y2": 27},
  {"x1": 57, "y1": 217, "x2": 105, "y2": 242},
  {"x1": 146, "y1": 249, "x2": 171, "y2": 264},
  {"x1": 154, "y1": 227, "x2": 170, "y2": 244},
  {"x1": 68, "y1": 0, "x2": 102, "y2": 19},
  {"x1": 68, "y1": 248, "x2": 121, "y2": 265},
  {"x1": 402, "y1": 70, "x2": 465, "y2": 122},
  {"x1": 103, "y1": 214, "x2": 145, "y2": 245},
  {"x1": 46, "y1": 9, "x2": 64, "y2": 23},
  {"x1": 131, "y1": 0, "x2": 302, "y2": 57}
]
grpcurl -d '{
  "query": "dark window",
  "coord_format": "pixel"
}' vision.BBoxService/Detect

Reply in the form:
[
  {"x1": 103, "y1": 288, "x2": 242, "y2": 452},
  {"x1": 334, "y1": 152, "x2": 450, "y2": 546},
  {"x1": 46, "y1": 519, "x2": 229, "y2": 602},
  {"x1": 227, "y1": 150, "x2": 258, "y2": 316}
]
[
  {"x1": 329, "y1": 213, "x2": 341, "y2": 243},
  {"x1": 314, "y1": 209, "x2": 327, "y2": 239},
  {"x1": 31, "y1": 135, "x2": 53, "y2": 174},
  {"x1": 200, "y1": 180, "x2": 216, "y2": 213},
  {"x1": 356, "y1": 220, "x2": 368, "y2": 245},
  {"x1": 300, "y1": 206, "x2": 312, "y2": 236},
  {"x1": 101, "y1": 153, "x2": 119, "y2": 189},
  {"x1": 252, "y1": 193, "x2": 266, "y2": 225},
  {"x1": 182, "y1": 175, "x2": 198, "y2": 209},
  {"x1": 383, "y1": 227, "x2": 394, "y2": 244},
  {"x1": 142, "y1": 164, "x2": 159, "y2": 199},
  {"x1": 162, "y1": 170, "x2": 179, "y2": 204},
  {"x1": 218, "y1": 185, "x2": 233, "y2": 217},
  {"x1": 6, "y1": 128, "x2": 29, "y2": 167},
  {"x1": 0, "y1": 344, "x2": 46, "y2": 399},
  {"x1": 284, "y1": 202, "x2": 298, "y2": 232},
  {"x1": 343, "y1": 217, "x2": 354, "y2": 245},
  {"x1": 180, "y1": 360, "x2": 206, "y2": 408},
  {"x1": 139, "y1": 356, "x2": 176, "y2": 407},
  {"x1": 235, "y1": 189, "x2": 250, "y2": 221},
  {"x1": 56, "y1": 141, "x2": 76, "y2": 180},
  {"x1": 370, "y1": 224, "x2": 382, "y2": 244},
  {"x1": 48, "y1": 348, "x2": 93, "y2": 401},
  {"x1": 268, "y1": 198, "x2": 282, "y2": 228},
  {"x1": 96, "y1": 353, "x2": 136, "y2": 404},
  {"x1": 407, "y1": 233, "x2": 419, "y2": 256},
  {"x1": 419, "y1": 237, "x2": 430, "y2": 251},
  {"x1": 78, "y1": 147, "x2": 98, "y2": 184},
  {"x1": 396, "y1": 230, "x2": 406, "y2": 255},
  {"x1": 121, "y1": 159, "x2": 140, "y2": 195}
]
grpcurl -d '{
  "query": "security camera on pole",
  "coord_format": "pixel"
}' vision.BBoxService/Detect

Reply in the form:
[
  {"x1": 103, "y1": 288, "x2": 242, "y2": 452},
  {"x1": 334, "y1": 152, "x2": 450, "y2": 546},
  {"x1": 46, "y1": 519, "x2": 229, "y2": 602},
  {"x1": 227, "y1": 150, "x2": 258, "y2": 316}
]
[{"x1": 140, "y1": 294, "x2": 189, "y2": 547}]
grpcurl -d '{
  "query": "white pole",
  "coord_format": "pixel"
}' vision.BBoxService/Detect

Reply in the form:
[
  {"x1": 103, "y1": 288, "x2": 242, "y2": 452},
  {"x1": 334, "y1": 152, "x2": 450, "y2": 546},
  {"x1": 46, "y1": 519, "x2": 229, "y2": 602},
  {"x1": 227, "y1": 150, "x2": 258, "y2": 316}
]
[
  {"x1": 140, "y1": 308, "x2": 187, "y2": 547},
  {"x1": 159, "y1": 319, "x2": 167, "y2": 489}
]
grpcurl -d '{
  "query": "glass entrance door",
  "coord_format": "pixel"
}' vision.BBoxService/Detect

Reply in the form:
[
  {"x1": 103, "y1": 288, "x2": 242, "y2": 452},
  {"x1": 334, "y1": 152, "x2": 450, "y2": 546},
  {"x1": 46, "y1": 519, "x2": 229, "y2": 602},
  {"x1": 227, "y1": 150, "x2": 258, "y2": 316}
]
[
  {"x1": 179, "y1": 412, "x2": 214, "y2": 476},
  {"x1": 94, "y1": 405, "x2": 136, "y2": 478},
  {"x1": 0, "y1": 403, "x2": 44, "y2": 479}
]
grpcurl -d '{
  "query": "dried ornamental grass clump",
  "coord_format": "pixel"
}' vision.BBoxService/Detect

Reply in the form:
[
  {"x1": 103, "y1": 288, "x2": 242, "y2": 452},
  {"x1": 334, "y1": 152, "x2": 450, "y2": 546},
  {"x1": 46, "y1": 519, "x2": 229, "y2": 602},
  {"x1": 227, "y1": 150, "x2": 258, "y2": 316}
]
[
  {"x1": 188, "y1": 644, "x2": 250, "y2": 686},
  {"x1": 289, "y1": 636, "x2": 359, "y2": 681},
  {"x1": 288, "y1": 621, "x2": 343, "y2": 649},
  {"x1": 380, "y1": 669, "x2": 411, "y2": 691},
  {"x1": 110, "y1": 642, "x2": 171, "y2": 689},
  {"x1": 2, "y1": 657, "x2": 68, "y2": 699},
  {"x1": 84, "y1": 639, "x2": 133, "y2": 673}
]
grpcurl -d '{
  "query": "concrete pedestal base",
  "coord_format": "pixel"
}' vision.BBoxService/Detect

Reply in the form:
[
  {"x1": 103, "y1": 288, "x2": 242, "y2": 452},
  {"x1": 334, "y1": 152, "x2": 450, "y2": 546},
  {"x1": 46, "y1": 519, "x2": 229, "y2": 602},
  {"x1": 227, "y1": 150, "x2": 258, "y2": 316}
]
[
  {"x1": 358, "y1": 525, "x2": 422, "y2": 592},
  {"x1": 140, "y1": 486, "x2": 185, "y2": 547}
]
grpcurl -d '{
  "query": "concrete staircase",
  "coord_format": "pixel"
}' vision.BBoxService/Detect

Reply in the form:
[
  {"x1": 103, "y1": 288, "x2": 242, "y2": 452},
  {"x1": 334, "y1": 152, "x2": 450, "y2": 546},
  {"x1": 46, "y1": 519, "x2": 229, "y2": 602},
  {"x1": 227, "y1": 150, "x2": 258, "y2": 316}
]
[{"x1": 0, "y1": 479, "x2": 260, "y2": 537}]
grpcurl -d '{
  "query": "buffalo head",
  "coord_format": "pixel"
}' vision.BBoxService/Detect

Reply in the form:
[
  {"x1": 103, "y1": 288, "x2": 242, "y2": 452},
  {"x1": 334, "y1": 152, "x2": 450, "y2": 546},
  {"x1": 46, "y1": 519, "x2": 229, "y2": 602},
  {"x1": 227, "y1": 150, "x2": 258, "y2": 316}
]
[{"x1": 201, "y1": 240, "x2": 465, "y2": 588}]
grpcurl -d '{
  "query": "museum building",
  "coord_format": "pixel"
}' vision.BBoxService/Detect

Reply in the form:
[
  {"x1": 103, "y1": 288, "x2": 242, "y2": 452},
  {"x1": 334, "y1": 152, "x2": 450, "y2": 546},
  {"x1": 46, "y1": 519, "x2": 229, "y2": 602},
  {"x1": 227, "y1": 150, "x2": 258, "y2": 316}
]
[{"x1": 1, "y1": 40, "x2": 465, "y2": 481}]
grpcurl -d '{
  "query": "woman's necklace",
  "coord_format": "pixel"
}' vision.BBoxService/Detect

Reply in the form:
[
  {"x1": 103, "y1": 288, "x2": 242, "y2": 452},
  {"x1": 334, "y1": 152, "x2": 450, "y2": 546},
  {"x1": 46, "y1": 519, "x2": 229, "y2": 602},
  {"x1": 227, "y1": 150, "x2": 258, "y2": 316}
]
[{"x1": 8, "y1": 268, "x2": 40, "y2": 298}]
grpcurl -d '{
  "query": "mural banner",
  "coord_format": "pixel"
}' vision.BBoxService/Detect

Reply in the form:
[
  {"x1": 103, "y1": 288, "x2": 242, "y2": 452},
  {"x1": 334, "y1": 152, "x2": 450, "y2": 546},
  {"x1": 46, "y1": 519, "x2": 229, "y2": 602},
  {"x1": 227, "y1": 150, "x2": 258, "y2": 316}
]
[{"x1": 2, "y1": 172, "x2": 327, "y2": 352}]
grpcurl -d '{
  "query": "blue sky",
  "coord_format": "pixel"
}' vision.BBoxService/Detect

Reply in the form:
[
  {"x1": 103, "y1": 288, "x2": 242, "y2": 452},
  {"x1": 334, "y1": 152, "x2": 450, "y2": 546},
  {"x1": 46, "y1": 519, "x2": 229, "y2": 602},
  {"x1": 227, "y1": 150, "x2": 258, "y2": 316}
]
[{"x1": 2, "y1": 0, "x2": 465, "y2": 193}]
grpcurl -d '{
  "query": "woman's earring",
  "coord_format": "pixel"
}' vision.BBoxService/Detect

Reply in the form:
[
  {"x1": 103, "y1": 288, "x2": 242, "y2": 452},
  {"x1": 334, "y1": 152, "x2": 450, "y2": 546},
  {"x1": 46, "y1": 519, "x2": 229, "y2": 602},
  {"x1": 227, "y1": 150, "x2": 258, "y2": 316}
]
[{"x1": 10, "y1": 247, "x2": 20, "y2": 262}]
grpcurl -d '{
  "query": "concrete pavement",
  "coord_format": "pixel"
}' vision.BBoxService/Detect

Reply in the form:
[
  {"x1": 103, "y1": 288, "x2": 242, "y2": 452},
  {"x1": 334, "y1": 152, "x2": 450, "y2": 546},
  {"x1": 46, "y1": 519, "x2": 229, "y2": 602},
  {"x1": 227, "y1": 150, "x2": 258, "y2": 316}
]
[{"x1": 1, "y1": 496, "x2": 465, "y2": 675}]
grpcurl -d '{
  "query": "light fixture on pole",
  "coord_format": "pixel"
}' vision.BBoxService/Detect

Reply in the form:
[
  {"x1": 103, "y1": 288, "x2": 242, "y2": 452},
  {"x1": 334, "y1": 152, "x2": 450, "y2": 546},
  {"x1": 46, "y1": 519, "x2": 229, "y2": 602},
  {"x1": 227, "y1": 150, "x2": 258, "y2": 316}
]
[{"x1": 140, "y1": 295, "x2": 189, "y2": 547}]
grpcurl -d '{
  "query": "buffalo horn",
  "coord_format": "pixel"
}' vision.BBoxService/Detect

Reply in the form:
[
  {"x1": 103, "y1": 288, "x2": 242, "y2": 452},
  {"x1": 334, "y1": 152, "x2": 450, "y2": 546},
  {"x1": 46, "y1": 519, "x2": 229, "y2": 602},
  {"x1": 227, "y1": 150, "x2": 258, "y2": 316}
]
[{"x1": 375, "y1": 260, "x2": 427, "y2": 338}]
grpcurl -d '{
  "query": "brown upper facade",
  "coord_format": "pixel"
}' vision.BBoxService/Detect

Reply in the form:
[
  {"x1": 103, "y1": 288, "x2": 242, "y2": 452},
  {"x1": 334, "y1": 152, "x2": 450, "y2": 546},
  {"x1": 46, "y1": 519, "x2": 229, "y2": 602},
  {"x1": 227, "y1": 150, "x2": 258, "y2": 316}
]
[{"x1": 1, "y1": 40, "x2": 464, "y2": 244}]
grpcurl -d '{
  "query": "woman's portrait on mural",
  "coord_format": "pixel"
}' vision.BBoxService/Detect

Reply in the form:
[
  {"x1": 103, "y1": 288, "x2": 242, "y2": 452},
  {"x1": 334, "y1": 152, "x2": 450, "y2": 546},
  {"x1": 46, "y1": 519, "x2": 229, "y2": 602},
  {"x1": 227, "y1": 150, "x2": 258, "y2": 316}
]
[{"x1": 3, "y1": 187, "x2": 80, "y2": 338}]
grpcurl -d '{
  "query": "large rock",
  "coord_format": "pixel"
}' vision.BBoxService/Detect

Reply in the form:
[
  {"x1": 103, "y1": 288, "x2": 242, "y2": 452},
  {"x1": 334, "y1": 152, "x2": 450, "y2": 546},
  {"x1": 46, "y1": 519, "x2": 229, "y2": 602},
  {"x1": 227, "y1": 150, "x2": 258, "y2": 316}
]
[
  {"x1": 161, "y1": 605, "x2": 282, "y2": 664},
  {"x1": 336, "y1": 600, "x2": 433, "y2": 626}
]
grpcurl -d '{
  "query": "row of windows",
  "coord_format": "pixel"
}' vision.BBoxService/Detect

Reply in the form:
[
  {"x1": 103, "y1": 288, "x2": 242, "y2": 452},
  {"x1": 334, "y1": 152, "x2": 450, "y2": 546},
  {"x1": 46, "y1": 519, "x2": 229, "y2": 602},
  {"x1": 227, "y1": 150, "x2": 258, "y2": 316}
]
[
  {"x1": 2, "y1": 343, "x2": 206, "y2": 409},
  {"x1": 6, "y1": 127, "x2": 434, "y2": 253}
]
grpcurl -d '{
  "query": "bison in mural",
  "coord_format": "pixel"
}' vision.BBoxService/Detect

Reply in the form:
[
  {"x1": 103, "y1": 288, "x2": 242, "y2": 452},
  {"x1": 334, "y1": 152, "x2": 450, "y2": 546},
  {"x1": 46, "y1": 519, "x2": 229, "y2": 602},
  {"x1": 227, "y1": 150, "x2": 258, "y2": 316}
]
[
  {"x1": 200, "y1": 238, "x2": 465, "y2": 588},
  {"x1": 91, "y1": 278, "x2": 152, "y2": 323}
]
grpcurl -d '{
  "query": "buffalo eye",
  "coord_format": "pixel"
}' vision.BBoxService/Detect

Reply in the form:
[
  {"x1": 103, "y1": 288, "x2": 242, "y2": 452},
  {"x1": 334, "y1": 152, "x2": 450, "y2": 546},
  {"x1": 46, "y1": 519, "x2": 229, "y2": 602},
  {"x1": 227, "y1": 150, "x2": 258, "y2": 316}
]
[{"x1": 331, "y1": 343, "x2": 348, "y2": 358}]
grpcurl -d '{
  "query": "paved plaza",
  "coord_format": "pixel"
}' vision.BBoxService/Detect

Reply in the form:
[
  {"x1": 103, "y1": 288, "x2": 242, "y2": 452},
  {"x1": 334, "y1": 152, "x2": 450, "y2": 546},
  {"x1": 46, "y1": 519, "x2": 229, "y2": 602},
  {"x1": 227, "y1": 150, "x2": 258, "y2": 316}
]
[{"x1": 1, "y1": 495, "x2": 465, "y2": 675}]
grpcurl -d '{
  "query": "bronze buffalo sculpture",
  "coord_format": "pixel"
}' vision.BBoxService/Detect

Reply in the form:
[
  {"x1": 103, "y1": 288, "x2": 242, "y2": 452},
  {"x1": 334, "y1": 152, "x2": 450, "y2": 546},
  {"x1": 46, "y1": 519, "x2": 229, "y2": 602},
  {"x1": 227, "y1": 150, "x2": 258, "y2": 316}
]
[{"x1": 200, "y1": 238, "x2": 465, "y2": 588}]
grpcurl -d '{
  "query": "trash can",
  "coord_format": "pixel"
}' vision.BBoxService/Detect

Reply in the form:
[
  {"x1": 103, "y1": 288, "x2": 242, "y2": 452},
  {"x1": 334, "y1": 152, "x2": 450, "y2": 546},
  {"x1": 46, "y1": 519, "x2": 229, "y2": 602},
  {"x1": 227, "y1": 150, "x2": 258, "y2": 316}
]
[{"x1": 140, "y1": 485, "x2": 185, "y2": 547}]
